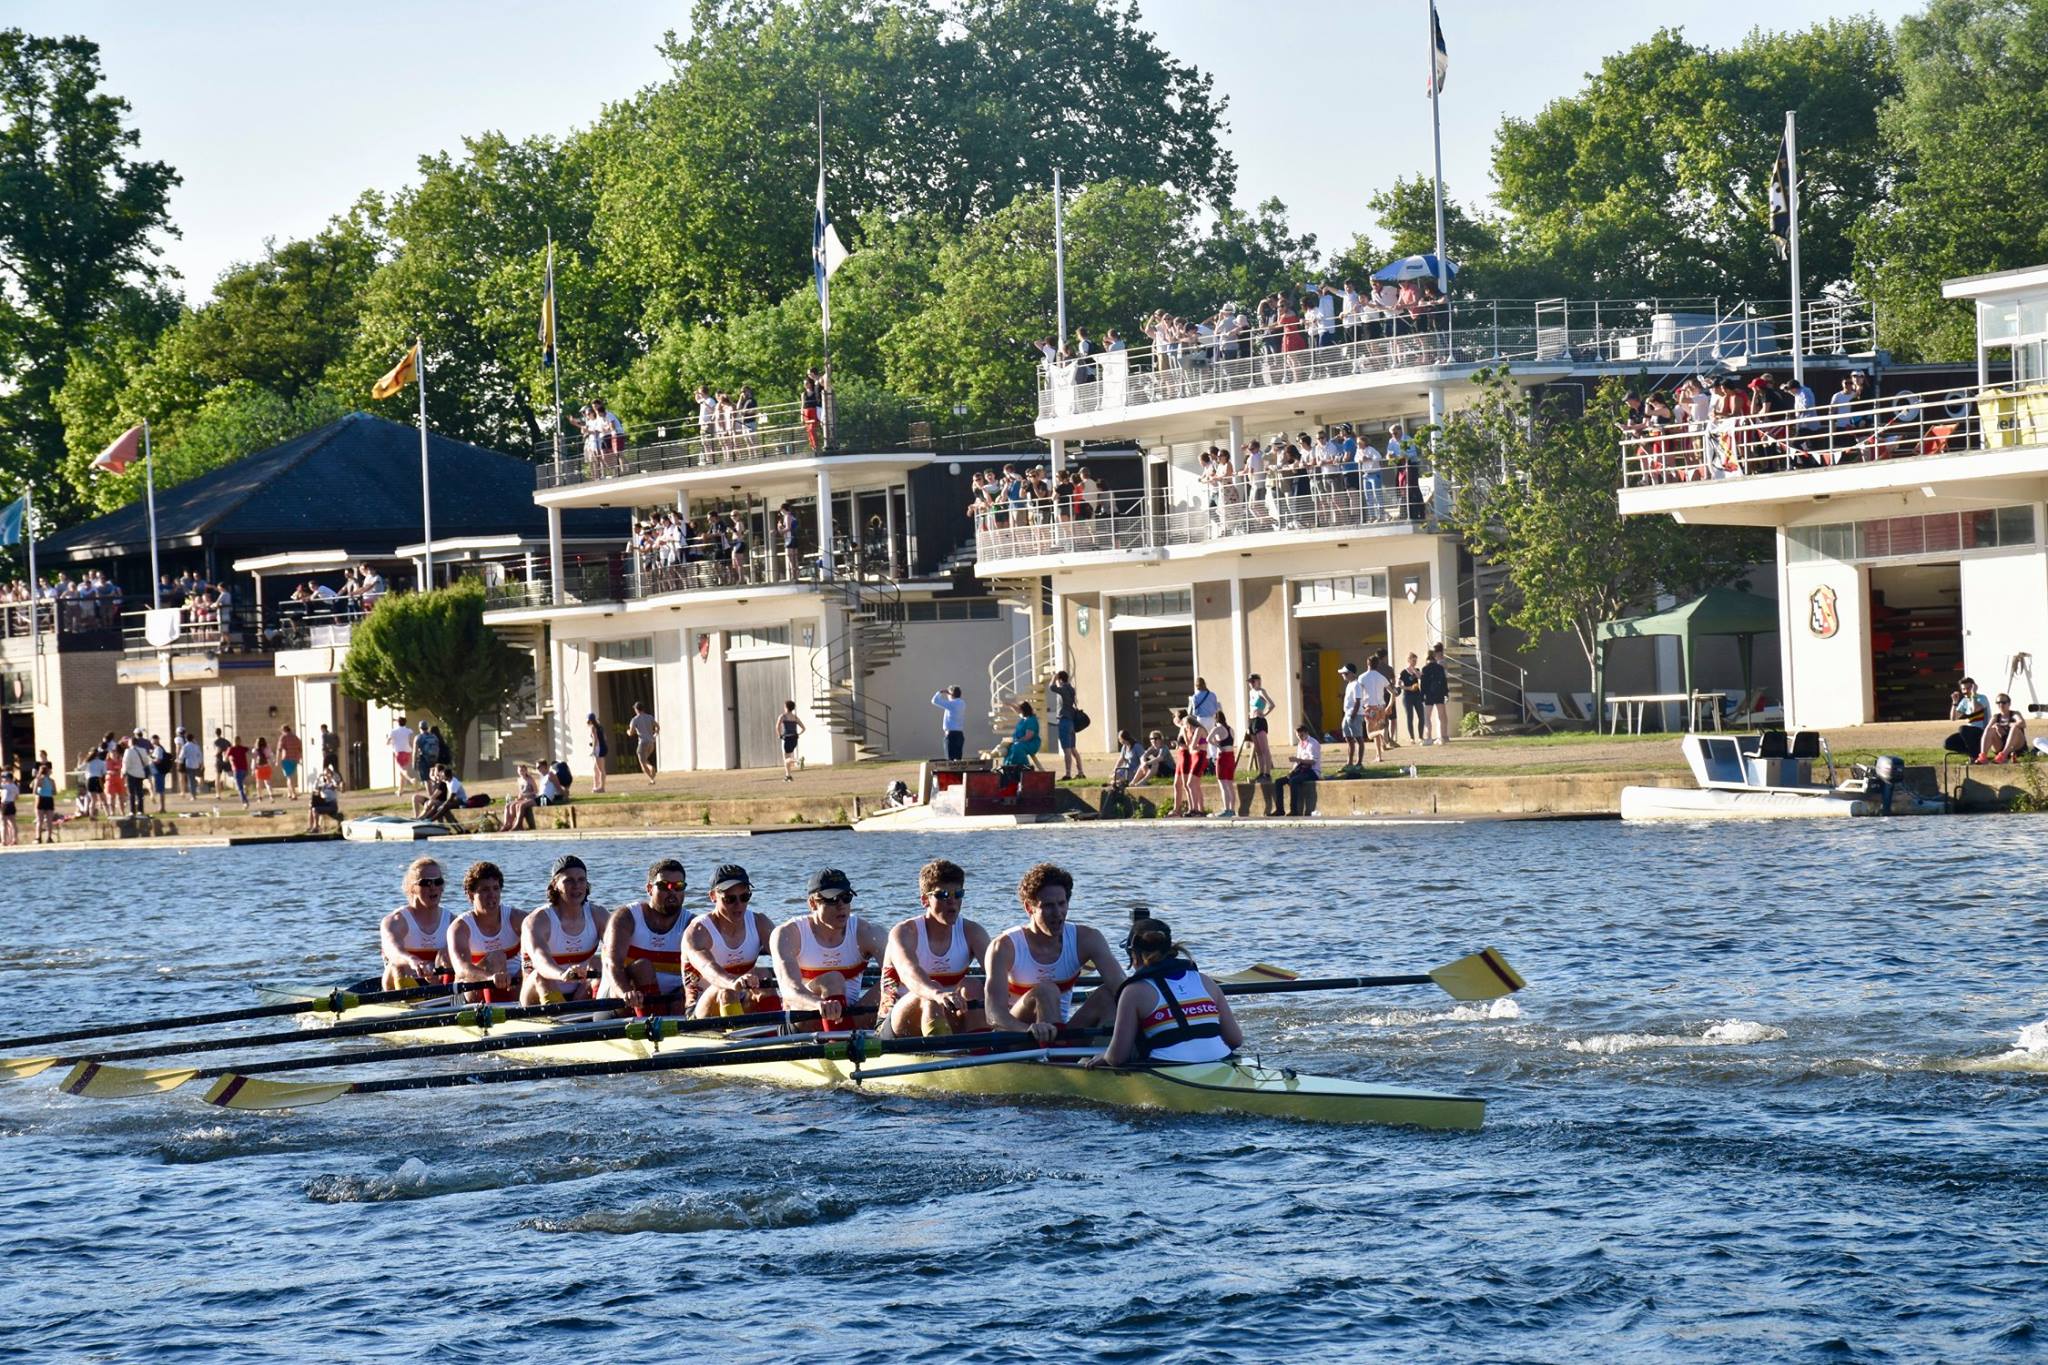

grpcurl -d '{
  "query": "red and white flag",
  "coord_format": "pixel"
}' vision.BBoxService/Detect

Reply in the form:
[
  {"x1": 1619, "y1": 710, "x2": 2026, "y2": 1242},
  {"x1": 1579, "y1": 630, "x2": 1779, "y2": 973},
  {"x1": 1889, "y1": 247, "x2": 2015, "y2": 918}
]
[{"x1": 93, "y1": 423, "x2": 144, "y2": 474}]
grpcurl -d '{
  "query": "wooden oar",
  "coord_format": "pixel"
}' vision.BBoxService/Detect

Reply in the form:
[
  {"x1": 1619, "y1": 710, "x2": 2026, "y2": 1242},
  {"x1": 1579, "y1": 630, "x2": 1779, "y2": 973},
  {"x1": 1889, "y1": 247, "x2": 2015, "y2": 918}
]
[
  {"x1": 62, "y1": 1005, "x2": 823, "y2": 1100},
  {"x1": 0, "y1": 981, "x2": 471, "y2": 1074},
  {"x1": 204, "y1": 1029, "x2": 1077, "y2": 1112}
]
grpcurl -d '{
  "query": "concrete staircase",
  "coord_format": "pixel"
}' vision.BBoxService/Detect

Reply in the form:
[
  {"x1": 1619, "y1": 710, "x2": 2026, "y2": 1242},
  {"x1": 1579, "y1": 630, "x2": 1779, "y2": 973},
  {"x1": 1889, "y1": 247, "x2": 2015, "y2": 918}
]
[
  {"x1": 985, "y1": 575, "x2": 1053, "y2": 746},
  {"x1": 810, "y1": 575, "x2": 903, "y2": 759}
]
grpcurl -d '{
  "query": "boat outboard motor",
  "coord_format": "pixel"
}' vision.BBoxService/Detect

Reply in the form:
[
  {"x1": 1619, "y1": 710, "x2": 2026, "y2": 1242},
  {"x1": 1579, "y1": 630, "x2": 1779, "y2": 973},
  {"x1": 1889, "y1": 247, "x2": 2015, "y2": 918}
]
[{"x1": 1871, "y1": 754, "x2": 1905, "y2": 814}]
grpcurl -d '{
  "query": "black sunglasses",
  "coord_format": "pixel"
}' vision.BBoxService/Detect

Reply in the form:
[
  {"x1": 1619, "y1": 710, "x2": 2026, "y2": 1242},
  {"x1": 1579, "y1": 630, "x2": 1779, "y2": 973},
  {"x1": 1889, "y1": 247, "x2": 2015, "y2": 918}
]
[
  {"x1": 929, "y1": 888, "x2": 964, "y2": 901},
  {"x1": 416, "y1": 877, "x2": 445, "y2": 887},
  {"x1": 717, "y1": 889, "x2": 753, "y2": 902},
  {"x1": 816, "y1": 892, "x2": 854, "y2": 906}
]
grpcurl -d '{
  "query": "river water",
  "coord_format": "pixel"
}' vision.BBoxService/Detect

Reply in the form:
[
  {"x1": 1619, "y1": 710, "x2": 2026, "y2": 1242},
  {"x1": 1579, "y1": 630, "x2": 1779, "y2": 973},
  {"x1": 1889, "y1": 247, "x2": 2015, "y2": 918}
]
[{"x1": 1, "y1": 819, "x2": 2043, "y2": 1362}]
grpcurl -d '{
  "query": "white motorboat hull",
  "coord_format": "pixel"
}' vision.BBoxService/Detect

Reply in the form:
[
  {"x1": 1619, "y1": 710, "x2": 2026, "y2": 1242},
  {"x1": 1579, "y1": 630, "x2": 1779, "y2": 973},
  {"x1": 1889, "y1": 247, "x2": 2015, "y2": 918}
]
[
  {"x1": 341, "y1": 817, "x2": 453, "y2": 842},
  {"x1": 1621, "y1": 784, "x2": 1946, "y2": 821}
]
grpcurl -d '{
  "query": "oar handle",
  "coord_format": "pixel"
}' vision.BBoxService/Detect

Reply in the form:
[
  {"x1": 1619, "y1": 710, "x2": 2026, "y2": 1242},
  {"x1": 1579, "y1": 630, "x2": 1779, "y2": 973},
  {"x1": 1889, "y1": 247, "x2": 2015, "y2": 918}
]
[
  {"x1": 0, "y1": 981, "x2": 453, "y2": 1052},
  {"x1": 1220, "y1": 973, "x2": 1433, "y2": 997}
]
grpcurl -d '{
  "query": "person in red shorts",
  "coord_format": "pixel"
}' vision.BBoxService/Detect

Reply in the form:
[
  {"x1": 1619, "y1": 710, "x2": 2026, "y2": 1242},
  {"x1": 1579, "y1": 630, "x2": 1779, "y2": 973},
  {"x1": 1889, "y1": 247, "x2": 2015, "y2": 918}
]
[{"x1": 1209, "y1": 710, "x2": 1238, "y2": 817}]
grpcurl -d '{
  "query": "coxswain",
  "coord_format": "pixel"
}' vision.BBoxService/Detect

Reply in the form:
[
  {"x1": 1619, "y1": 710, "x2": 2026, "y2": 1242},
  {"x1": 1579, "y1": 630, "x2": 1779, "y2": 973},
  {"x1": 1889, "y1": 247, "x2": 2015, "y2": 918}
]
[
  {"x1": 600, "y1": 857, "x2": 692, "y2": 1016},
  {"x1": 877, "y1": 858, "x2": 990, "y2": 1038},
  {"x1": 681, "y1": 863, "x2": 780, "y2": 1018},
  {"x1": 984, "y1": 862, "x2": 1125, "y2": 1044},
  {"x1": 519, "y1": 854, "x2": 602, "y2": 1005},
  {"x1": 1081, "y1": 915, "x2": 1242, "y2": 1068},
  {"x1": 770, "y1": 868, "x2": 885, "y2": 1031},
  {"x1": 378, "y1": 856, "x2": 451, "y2": 990},
  {"x1": 448, "y1": 860, "x2": 525, "y2": 1003}
]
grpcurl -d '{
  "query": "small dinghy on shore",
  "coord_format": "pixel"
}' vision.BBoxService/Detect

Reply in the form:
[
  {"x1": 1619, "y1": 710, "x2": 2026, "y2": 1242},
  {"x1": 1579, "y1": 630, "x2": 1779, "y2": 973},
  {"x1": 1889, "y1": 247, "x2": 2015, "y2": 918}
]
[
  {"x1": 1622, "y1": 731, "x2": 1948, "y2": 821},
  {"x1": 340, "y1": 815, "x2": 454, "y2": 842}
]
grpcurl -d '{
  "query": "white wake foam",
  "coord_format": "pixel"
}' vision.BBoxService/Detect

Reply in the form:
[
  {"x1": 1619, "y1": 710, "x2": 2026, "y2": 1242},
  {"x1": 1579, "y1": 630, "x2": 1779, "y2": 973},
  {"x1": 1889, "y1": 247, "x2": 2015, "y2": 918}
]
[
  {"x1": 1350, "y1": 997, "x2": 1522, "y2": 1028},
  {"x1": 1566, "y1": 1019, "x2": 1787, "y2": 1055},
  {"x1": 1949, "y1": 1019, "x2": 2048, "y2": 1074}
]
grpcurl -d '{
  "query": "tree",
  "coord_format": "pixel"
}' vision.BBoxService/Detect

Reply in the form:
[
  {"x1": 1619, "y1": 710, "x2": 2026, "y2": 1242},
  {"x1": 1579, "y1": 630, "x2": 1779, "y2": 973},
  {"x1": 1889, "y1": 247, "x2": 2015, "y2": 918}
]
[
  {"x1": 1490, "y1": 21, "x2": 1899, "y2": 303},
  {"x1": 1856, "y1": 0, "x2": 2048, "y2": 361},
  {"x1": 0, "y1": 30, "x2": 178, "y2": 524},
  {"x1": 1430, "y1": 370, "x2": 1766, "y2": 685},
  {"x1": 337, "y1": 581, "x2": 529, "y2": 775}
]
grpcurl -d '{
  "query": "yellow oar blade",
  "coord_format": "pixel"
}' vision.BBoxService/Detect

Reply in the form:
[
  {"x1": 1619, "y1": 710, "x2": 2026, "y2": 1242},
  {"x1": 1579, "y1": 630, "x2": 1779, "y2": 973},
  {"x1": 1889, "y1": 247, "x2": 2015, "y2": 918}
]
[
  {"x1": 1218, "y1": 963, "x2": 1299, "y2": 986},
  {"x1": 203, "y1": 1073, "x2": 353, "y2": 1111},
  {"x1": 0, "y1": 1056, "x2": 60, "y2": 1080},
  {"x1": 59, "y1": 1061, "x2": 202, "y2": 1099},
  {"x1": 1428, "y1": 948, "x2": 1527, "y2": 1001}
]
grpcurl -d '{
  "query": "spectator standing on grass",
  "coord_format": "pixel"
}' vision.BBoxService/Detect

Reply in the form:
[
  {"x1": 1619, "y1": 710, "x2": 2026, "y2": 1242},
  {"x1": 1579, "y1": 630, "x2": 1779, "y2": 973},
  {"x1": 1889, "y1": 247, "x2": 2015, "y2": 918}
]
[
  {"x1": 121, "y1": 736, "x2": 150, "y2": 817},
  {"x1": 226, "y1": 735, "x2": 252, "y2": 808},
  {"x1": 587, "y1": 712, "x2": 609, "y2": 793},
  {"x1": 1049, "y1": 670, "x2": 1084, "y2": 780},
  {"x1": 180, "y1": 730, "x2": 203, "y2": 799},
  {"x1": 1421, "y1": 644, "x2": 1451, "y2": 746},
  {"x1": 277, "y1": 724, "x2": 303, "y2": 798},
  {"x1": 1398, "y1": 652, "x2": 1426, "y2": 743},
  {"x1": 253, "y1": 737, "x2": 275, "y2": 802},
  {"x1": 1, "y1": 769, "x2": 16, "y2": 846},
  {"x1": 1338, "y1": 663, "x2": 1368, "y2": 769},
  {"x1": 212, "y1": 728, "x2": 231, "y2": 794},
  {"x1": 1371, "y1": 653, "x2": 1400, "y2": 752},
  {"x1": 1362, "y1": 655, "x2": 1393, "y2": 762},
  {"x1": 388, "y1": 717, "x2": 415, "y2": 795},
  {"x1": 932, "y1": 686, "x2": 967, "y2": 762},
  {"x1": 1209, "y1": 710, "x2": 1238, "y2": 817},
  {"x1": 628, "y1": 699, "x2": 660, "y2": 783},
  {"x1": 149, "y1": 733, "x2": 170, "y2": 813},
  {"x1": 1187, "y1": 677, "x2": 1220, "y2": 730}
]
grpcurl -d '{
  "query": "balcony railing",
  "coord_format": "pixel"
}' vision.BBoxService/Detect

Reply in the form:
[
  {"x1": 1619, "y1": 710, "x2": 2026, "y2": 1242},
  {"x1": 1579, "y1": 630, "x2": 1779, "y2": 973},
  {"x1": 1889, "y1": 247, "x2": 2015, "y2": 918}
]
[
  {"x1": 0, "y1": 598, "x2": 124, "y2": 647},
  {"x1": 1041, "y1": 297, "x2": 1873, "y2": 421},
  {"x1": 974, "y1": 478, "x2": 1437, "y2": 564},
  {"x1": 537, "y1": 393, "x2": 830, "y2": 490},
  {"x1": 1619, "y1": 377, "x2": 2046, "y2": 489},
  {"x1": 480, "y1": 541, "x2": 909, "y2": 611},
  {"x1": 116, "y1": 601, "x2": 370, "y2": 657}
]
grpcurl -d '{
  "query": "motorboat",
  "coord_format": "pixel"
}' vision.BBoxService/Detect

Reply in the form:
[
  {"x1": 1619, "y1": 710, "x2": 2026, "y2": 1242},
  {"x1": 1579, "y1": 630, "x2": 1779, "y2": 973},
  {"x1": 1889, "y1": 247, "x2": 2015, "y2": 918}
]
[
  {"x1": 1621, "y1": 731, "x2": 1948, "y2": 821},
  {"x1": 852, "y1": 764, "x2": 1064, "y2": 833},
  {"x1": 340, "y1": 815, "x2": 455, "y2": 842}
]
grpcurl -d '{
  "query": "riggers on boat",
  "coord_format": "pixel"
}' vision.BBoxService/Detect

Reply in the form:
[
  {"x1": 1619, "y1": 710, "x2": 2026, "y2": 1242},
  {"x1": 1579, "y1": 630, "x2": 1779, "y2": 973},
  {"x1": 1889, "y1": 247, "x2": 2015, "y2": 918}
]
[
  {"x1": 1622, "y1": 731, "x2": 1950, "y2": 821},
  {"x1": 220, "y1": 1009, "x2": 1487, "y2": 1129}
]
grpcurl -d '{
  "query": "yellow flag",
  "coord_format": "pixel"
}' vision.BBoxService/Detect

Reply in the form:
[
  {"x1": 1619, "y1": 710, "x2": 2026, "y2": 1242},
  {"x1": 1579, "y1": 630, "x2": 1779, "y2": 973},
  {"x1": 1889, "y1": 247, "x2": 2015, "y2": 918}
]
[{"x1": 371, "y1": 345, "x2": 418, "y2": 400}]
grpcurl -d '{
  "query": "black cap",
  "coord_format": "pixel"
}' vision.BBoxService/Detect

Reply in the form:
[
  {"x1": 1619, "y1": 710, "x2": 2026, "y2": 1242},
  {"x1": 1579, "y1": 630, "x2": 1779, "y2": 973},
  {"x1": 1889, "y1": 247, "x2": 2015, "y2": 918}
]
[
  {"x1": 549, "y1": 854, "x2": 587, "y2": 879},
  {"x1": 807, "y1": 868, "x2": 855, "y2": 897},
  {"x1": 647, "y1": 857, "x2": 686, "y2": 884},
  {"x1": 710, "y1": 864, "x2": 751, "y2": 892}
]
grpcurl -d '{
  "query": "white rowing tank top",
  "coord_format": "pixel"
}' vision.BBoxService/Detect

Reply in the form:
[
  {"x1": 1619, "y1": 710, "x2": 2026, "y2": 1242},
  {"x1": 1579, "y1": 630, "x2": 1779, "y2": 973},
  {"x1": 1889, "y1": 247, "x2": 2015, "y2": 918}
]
[
  {"x1": 394, "y1": 906, "x2": 452, "y2": 967},
  {"x1": 1001, "y1": 923, "x2": 1081, "y2": 1021},
  {"x1": 523, "y1": 903, "x2": 600, "y2": 988},
  {"x1": 452, "y1": 909, "x2": 521, "y2": 977},
  {"x1": 614, "y1": 900, "x2": 689, "y2": 995},
  {"x1": 879, "y1": 915, "x2": 971, "y2": 1010},
  {"x1": 789, "y1": 914, "x2": 870, "y2": 1002}
]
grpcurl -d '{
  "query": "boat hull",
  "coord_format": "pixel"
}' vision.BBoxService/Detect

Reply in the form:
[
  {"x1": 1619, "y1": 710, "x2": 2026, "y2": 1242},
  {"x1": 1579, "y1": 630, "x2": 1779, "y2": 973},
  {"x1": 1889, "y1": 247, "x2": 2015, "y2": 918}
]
[
  {"x1": 1620, "y1": 784, "x2": 1947, "y2": 820},
  {"x1": 312, "y1": 1007, "x2": 1483, "y2": 1129},
  {"x1": 341, "y1": 817, "x2": 452, "y2": 842}
]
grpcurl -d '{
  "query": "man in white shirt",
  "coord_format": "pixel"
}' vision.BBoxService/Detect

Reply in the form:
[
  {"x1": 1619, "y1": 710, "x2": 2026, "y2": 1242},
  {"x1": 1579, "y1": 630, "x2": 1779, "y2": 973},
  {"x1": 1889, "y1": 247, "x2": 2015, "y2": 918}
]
[
  {"x1": 1273, "y1": 724, "x2": 1322, "y2": 817},
  {"x1": 388, "y1": 718, "x2": 416, "y2": 795},
  {"x1": 1362, "y1": 655, "x2": 1393, "y2": 762},
  {"x1": 1359, "y1": 439, "x2": 1385, "y2": 520},
  {"x1": 931, "y1": 686, "x2": 967, "y2": 761},
  {"x1": 179, "y1": 732, "x2": 203, "y2": 800},
  {"x1": 1338, "y1": 663, "x2": 1370, "y2": 768},
  {"x1": 120, "y1": 738, "x2": 150, "y2": 817}
]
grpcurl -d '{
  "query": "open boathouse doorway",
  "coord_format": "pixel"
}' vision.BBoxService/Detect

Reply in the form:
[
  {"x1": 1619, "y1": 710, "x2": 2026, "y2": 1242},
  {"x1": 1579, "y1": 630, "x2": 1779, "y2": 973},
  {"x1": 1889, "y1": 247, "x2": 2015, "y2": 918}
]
[
  {"x1": 593, "y1": 638, "x2": 656, "y2": 774},
  {"x1": 1868, "y1": 563, "x2": 1961, "y2": 721},
  {"x1": 1109, "y1": 590, "x2": 1194, "y2": 740},
  {"x1": 1292, "y1": 575, "x2": 1391, "y2": 738}
]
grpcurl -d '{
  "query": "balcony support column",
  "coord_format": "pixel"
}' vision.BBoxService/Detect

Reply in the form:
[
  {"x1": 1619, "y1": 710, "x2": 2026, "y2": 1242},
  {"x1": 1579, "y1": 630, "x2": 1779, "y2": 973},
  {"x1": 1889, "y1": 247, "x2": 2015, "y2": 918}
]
[
  {"x1": 1141, "y1": 449, "x2": 1158, "y2": 548},
  {"x1": 1228, "y1": 415, "x2": 1245, "y2": 459},
  {"x1": 816, "y1": 468, "x2": 835, "y2": 582},
  {"x1": 546, "y1": 505, "x2": 565, "y2": 606},
  {"x1": 883, "y1": 486, "x2": 900, "y2": 578},
  {"x1": 1050, "y1": 438, "x2": 1066, "y2": 477}
]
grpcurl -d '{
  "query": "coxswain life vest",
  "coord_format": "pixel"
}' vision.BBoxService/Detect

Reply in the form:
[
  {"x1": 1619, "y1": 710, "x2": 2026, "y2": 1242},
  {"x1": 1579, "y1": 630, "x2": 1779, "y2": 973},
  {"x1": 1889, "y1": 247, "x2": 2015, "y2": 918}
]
[
  {"x1": 612, "y1": 900, "x2": 690, "y2": 1011},
  {"x1": 524, "y1": 903, "x2": 600, "y2": 997},
  {"x1": 788, "y1": 914, "x2": 871, "y2": 1006},
  {"x1": 1123, "y1": 958, "x2": 1229, "y2": 1063},
  {"x1": 1001, "y1": 923, "x2": 1081, "y2": 1022},
  {"x1": 879, "y1": 915, "x2": 971, "y2": 1014}
]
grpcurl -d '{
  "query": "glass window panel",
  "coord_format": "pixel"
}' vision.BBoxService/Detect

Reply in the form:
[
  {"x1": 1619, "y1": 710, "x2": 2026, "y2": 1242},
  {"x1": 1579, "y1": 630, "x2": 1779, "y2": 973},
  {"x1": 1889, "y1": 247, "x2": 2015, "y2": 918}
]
[
  {"x1": 1921, "y1": 512, "x2": 1961, "y2": 554},
  {"x1": 1888, "y1": 516, "x2": 1925, "y2": 558},
  {"x1": 969, "y1": 600, "x2": 999, "y2": 620},
  {"x1": 1966, "y1": 509, "x2": 1997, "y2": 548},
  {"x1": 1998, "y1": 504, "x2": 2035, "y2": 545},
  {"x1": 2019, "y1": 295, "x2": 2048, "y2": 338},
  {"x1": 1981, "y1": 300, "x2": 2019, "y2": 341}
]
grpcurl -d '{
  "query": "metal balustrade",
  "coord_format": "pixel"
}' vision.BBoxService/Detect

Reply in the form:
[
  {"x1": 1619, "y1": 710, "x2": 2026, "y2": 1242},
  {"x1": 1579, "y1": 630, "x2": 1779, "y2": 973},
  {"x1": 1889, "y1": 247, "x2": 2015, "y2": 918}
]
[
  {"x1": 0, "y1": 599, "x2": 124, "y2": 644},
  {"x1": 1040, "y1": 297, "x2": 1873, "y2": 421},
  {"x1": 537, "y1": 418, "x2": 819, "y2": 491},
  {"x1": 1618, "y1": 376, "x2": 2045, "y2": 490}
]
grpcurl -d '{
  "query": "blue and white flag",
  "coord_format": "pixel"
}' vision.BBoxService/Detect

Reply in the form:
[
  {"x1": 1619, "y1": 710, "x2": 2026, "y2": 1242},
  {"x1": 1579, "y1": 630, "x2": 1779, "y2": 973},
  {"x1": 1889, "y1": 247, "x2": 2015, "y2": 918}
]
[
  {"x1": 1429, "y1": 4, "x2": 1449, "y2": 96},
  {"x1": 813, "y1": 166, "x2": 849, "y2": 336},
  {"x1": 0, "y1": 494, "x2": 24, "y2": 548}
]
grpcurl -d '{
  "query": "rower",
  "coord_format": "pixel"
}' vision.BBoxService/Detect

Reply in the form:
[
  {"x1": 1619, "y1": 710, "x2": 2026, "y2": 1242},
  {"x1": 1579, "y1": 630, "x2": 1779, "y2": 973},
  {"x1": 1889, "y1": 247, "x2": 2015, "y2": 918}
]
[
  {"x1": 519, "y1": 854, "x2": 602, "y2": 1006},
  {"x1": 378, "y1": 856, "x2": 451, "y2": 990},
  {"x1": 877, "y1": 858, "x2": 990, "y2": 1038},
  {"x1": 681, "y1": 863, "x2": 781, "y2": 1018},
  {"x1": 1081, "y1": 914, "x2": 1242, "y2": 1069},
  {"x1": 984, "y1": 862, "x2": 1125, "y2": 1045},
  {"x1": 448, "y1": 860, "x2": 526, "y2": 1003},
  {"x1": 600, "y1": 857, "x2": 692, "y2": 1016},
  {"x1": 770, "y1": 867, "x2": 885, "y2": 1031}
]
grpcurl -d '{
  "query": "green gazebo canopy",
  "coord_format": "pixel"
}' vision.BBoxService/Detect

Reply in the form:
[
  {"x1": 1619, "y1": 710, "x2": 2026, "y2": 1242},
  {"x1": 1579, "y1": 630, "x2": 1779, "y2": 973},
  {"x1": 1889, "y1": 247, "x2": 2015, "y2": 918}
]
[{"x1": 1594, "y1": 587, "x2": 1780, "y2": 728}]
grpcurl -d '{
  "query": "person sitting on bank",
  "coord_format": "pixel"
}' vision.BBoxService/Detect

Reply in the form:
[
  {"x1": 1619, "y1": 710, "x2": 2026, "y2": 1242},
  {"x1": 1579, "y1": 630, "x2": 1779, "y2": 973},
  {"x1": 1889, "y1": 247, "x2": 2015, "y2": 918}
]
[
  {"x1": 500, "y1": 763, "x2": 540, "y2": 831},
  {"x1": 306, "y1": 764, "x2": 343, "y2": 833},
  {"x1": 1944, "y1": 677, "x2": 1989, "y2": 757},
  {"x1": 1976, "y1": 694, "x2": 2029, "y2": 764},
  {"x1": 1002, "y1": 700, "x2": 1042, "y2": 772},
  {"x1": 1272, "y1": 723, "x2": 1322, "y2": 817}
]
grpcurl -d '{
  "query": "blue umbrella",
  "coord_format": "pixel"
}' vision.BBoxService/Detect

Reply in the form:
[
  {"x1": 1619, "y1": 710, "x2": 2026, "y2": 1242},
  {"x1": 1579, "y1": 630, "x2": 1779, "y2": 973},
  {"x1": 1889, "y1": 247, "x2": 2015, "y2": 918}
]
[{"x1": 1371, "y1": 253, "x2": 1460, "y2": 283}]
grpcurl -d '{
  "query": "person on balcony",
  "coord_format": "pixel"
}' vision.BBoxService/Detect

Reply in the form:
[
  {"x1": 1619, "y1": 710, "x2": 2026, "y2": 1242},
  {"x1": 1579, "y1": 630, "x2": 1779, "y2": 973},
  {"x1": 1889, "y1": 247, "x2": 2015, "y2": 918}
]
[
  {"x1": 801, "y1": 369, "x2": 825, "y2": 452},
  {"x1": 1277, "y1": 296, "x2": 1308, "y2": 383},
  {"x1": 1830, "y1": 372, "x2": 1871, "y2": 459},
  {"x1": 779, "y1": 503, "x2": 801, "y2": 581}
]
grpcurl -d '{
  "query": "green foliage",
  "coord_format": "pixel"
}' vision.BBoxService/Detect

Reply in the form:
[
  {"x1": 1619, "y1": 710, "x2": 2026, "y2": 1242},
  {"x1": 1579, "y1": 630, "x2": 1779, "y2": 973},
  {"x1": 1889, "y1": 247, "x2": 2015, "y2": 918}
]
[
  {"x1": 1490, "y1": 21, "x2": 1899, "y2": 301},
  {"x1": 1430, "y1": 371, "x2": 1767, "y2": 683},
  {"x1": 337, "y1": 581, "x2": 529, "y2": 774},
  {"x1": 0, "y1": 29, "x2": 178, "y2": 522},
  {"x1": 1857, "y1": 0, "x2": 2048, "y2": 361}
]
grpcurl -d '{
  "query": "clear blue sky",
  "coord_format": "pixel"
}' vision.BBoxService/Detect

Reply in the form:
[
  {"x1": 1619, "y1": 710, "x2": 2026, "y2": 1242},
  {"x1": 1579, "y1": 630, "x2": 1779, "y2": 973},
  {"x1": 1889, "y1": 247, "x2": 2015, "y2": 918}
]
[{"x1": 13, "y1": 0, "x2": 1923, "y2": 301}]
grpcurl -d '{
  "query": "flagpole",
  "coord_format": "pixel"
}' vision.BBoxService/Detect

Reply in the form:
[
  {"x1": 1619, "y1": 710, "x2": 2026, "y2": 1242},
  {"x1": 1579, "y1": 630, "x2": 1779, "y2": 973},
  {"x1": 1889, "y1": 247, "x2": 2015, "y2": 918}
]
[
  {"x1": 24, "y1": 483, "x2": 42, "y2": 705},
  {"x1": 1428, "y1": 0, "x2": 1451, "y2": 413},
  {"x1": 817, "y1": 95, "x2": 833, "y2": 450},
  {"x1": 415, "y1": 337, "x2": 433, "y2": 587},
  {"x1": 546, "y1": 230, "x2": 563, "y2": 472},
  {"x1": 1053, "y1": 167, "x2": 1067, "y2": 350},
  {"x1": 143, "y1": 420, "x2": 161, "y2": 608},
  {"x1": 1786, "y1": 109, "x2": 1804, "y2": 386}
]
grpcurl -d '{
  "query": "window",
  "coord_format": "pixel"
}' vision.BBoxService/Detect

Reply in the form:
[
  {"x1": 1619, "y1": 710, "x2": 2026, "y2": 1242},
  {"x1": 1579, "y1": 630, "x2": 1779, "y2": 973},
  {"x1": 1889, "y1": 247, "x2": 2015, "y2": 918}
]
[
  {"x1": 1787, "y1": 506, "x2": 2037, "y2": 564},
  {"x1": 904, "y1": 598, "x2": 1001, "y2": 622},
  {"x1": 1295, "y1": 574, "x2": 1389, "y2": 607},
  {"x1": 595, "y1": 637, "x2": 653, "y2": 663},
  {"x1": 1108, "y1": 590, "x2": 1192, "y2": 622},
  {"x1": 727, "y1": 625, "x2": 789, "y2": 653}
]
